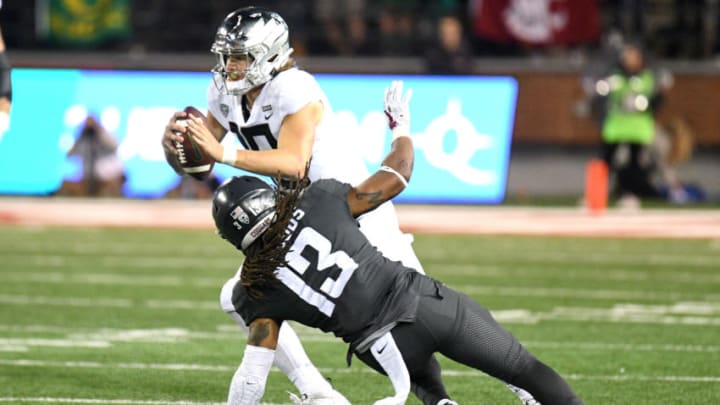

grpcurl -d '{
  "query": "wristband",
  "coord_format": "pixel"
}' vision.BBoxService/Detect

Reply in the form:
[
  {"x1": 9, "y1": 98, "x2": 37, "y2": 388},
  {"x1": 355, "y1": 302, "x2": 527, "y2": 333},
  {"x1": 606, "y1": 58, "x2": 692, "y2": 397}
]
[
  {"x1": 380, "y1": 165, "x2": 408, "y2": 187},
  {"x1": 222, "y1": 146, "x2": 237, "y2": 165},
  {"x1": 391, "y1": 125, "x2": 410, "y2": 141}
]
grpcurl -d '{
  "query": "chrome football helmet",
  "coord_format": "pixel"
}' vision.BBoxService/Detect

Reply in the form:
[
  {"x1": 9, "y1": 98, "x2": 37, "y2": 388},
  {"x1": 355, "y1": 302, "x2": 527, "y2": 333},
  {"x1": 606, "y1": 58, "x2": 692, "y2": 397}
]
[
  {"x1": 212, "y1": 176, "x2": 276, "y2": 251},
  {"x1": 211, "y1": 7, "x2": 294, "y2": 96}
]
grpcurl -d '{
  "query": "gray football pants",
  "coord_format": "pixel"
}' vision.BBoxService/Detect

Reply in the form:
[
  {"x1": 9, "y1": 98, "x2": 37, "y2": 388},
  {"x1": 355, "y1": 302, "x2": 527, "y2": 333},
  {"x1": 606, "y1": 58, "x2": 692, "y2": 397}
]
[{"x1": 356, "y1": 275, "x2": 583, "y2": 405}]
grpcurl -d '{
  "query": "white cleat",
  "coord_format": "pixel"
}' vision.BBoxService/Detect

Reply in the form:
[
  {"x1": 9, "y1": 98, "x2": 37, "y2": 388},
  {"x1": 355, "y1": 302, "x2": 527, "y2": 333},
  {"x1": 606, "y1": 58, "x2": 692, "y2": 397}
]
[
  {"x1": 289, "y1": 389, "x2": 351, "y2": 405},
  {"x1": 507, "y1": 384, "x2": 540, "y2": 405}
]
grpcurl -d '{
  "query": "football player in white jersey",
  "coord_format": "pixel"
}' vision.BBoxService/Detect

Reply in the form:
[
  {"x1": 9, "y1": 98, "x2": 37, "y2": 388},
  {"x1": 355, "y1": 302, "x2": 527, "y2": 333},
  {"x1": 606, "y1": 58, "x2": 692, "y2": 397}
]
[
  {"x1": 160, "y1": 7, "x2": 417, "y2": 405},
  {"x1": 161, "y1": 6, "x2": 536, "y2": 405}
]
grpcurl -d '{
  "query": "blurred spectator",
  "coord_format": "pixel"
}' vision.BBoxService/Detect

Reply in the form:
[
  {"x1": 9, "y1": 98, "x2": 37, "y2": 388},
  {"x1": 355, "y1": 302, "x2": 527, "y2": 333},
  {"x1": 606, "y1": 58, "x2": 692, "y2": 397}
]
[
  {"x1": 650, "y1": 117, "x2": 705, "y2": 203},
  {"x1": 424, "y1": 14, "x2": 473, "y2": 74},
  {"x1": 654, "y1": 0, "x2": 706, "y2": 59},
  {"x1": 164, "y1": 174, "x2": 221, "y2": 199},
  {"x1": 605, "y1": 0, "x2": 646, "y2": 44},
  {"x1": 592, "y1": 42, "x2": 670, "y2": 202},
  {"x1": 60, "y1": 116, "x2": 125, "y2": 197},
  {"x1": 310, "y1": 0, "x2": 367, "y2": 55},
  {"x1": 376, "y1": 0, "x2": 418, "y2": 56},
  {"x1": 0, "y1": 4, "x2": 11, "y2": 142}
]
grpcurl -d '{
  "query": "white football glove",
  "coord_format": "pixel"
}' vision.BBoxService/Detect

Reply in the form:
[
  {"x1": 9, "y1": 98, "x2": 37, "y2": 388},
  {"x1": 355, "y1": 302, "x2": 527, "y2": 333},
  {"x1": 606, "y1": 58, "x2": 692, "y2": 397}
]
[{"x1": 384, "y1": 80, "x2": 412, "y2": 139}]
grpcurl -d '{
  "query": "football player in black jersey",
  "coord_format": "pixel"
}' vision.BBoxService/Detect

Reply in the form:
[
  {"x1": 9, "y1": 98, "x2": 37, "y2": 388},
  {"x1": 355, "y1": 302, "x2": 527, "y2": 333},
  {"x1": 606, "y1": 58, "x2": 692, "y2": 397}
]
[{"x1": 212, "y1": 82, "x2": 583, "y2": 405}]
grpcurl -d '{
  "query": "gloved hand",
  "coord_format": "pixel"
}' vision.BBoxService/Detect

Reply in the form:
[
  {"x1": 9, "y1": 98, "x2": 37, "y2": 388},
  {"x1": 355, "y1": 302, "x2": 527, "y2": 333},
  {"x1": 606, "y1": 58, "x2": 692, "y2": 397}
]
[{"x1": 384, "y1": 80, "x2": 412, "y2": 139}]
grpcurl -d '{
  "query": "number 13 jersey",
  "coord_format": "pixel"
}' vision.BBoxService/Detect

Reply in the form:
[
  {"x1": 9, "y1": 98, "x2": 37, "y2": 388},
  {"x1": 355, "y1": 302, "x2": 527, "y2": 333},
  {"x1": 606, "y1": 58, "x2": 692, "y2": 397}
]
[{"x1": 230, "y1": 180, "x2": 420, "y2": 353}]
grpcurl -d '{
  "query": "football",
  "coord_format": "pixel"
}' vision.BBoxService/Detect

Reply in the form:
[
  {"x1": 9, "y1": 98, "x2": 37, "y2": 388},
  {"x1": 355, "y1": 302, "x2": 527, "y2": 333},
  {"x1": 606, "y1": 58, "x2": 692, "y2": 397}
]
[{"x1": 175, "y1": 106, "x2": 215, "y2": 180}]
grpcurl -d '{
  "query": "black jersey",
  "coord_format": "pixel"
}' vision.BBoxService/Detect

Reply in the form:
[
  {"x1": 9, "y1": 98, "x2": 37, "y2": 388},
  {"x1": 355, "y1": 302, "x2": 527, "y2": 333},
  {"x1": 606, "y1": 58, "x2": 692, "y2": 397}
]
[{"x1": 231, "y1": 179, "x2": 419, "y2": 352}]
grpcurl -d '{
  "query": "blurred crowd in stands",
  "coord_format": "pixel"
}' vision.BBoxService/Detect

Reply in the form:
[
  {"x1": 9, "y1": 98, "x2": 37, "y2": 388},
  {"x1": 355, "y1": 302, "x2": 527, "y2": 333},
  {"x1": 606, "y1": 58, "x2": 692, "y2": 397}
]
[{"x1": 1, "y1": 0, "x2": 719, "y2": 61}]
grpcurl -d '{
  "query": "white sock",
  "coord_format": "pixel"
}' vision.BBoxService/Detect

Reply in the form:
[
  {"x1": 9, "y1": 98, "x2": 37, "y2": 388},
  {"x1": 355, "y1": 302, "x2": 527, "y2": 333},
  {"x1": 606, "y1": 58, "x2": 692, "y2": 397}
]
[{"x1": 274, "y1": 322, "x2": 332, "y2": 394}]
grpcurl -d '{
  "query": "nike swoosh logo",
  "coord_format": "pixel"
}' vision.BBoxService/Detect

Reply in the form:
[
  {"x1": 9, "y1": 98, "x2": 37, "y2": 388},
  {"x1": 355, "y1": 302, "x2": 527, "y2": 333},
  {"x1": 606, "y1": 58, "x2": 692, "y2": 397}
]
[
  {"x1": 376, "y1": 343, "x2": 388, "y2": 354},
  {"x1": 264, "y1": 112, "x2": 273, "y2": 119}
]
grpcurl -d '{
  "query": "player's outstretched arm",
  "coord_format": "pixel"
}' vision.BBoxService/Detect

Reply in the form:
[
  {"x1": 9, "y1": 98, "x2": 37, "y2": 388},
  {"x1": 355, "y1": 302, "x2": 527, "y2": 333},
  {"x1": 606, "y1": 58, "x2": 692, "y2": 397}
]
[
  {"x1": 226, "y1": 318, "x2": 280, "y2": 405},
  {"x1": 348, "y1": 81, "x2": 414, "y2": 217}
]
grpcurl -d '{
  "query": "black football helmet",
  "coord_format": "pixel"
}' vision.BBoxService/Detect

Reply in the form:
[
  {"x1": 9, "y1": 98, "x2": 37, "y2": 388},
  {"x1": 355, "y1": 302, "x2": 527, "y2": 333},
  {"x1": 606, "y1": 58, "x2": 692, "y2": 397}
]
[{"x1": 212, "y1": 176, "x2": 276, "y2": 251}]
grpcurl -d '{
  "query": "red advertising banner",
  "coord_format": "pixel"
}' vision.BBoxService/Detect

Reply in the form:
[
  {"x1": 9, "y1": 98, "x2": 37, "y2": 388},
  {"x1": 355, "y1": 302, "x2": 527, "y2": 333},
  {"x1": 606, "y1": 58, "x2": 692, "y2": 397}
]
[{"x1": 471, "y1": 0, "x2": 600, "y2": 46}]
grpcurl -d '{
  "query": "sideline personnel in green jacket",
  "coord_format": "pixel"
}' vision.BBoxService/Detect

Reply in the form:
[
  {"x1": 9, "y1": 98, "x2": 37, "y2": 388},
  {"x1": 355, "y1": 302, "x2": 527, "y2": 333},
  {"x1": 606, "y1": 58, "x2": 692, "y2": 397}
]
[{"x1": 595, "y1": 43, "x2": 667, "y2": 200}]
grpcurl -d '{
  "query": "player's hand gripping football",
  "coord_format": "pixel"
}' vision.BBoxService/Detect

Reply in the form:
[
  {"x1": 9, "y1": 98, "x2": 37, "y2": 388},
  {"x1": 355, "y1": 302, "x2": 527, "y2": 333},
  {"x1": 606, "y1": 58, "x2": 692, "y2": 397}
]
[
  {"x1": 185, "y1": 113, "x2": 224, "y2": 163},
  {"x1": 384, "y1": 80, "x2": 412, "y2": 138},
  {"x1": 161, "y1": 111, "x2": 189, "y2": 155}
]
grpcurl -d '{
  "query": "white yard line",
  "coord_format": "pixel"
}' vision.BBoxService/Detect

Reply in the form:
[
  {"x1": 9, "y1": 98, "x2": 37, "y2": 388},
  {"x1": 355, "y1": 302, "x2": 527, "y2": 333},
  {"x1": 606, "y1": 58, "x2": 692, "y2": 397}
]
[
  {"x1": 0, "y1": 339, "x2": 110, "y2": 348},
  {"x1": 0, "y1": 398, "x2": 290, "y2": 405},
  {"x1": 0, "y1": 272, "x2": 223, "y2": 287},
  {"x1": 455, "y1": 285, "x2": 714, "y2": 302},
  {"x1": 522, "y1": 341, "x2": 720, "y2": 353},
  {"x1": 0, "y1": 399, "x2": 227, "y2": 405},
  {"x1": 3, "y1": 324, "x2": 720, "y2": 353},
  {"x1": 0, "y1": 254, "x2": 236, "y2": 270},
  {"x1": 0, "y1": 294, "x2": 133, "y2": 308},
  {"x1": 6, "y1": 264, "x2": 720, "y2": 289},
  {"x1": 0, "y1": 358, "x2": 718, "y2": 384},
  {"x1": 3, "y1": 284, "x2": 717, "y2": 315}
]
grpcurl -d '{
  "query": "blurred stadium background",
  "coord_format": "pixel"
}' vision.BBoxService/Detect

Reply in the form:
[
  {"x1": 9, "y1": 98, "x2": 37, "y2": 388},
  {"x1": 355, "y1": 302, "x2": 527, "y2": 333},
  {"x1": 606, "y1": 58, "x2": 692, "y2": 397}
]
[{"x1": 1, "y1": 1, "x2": 720, "y2": 404}]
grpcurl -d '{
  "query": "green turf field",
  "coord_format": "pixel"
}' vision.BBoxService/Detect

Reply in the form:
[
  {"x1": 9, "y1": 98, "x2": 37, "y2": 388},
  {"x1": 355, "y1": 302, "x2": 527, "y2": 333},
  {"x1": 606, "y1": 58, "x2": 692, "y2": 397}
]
[{"x1": 0, "y1": 225, "x2": 718, "y2": 404}]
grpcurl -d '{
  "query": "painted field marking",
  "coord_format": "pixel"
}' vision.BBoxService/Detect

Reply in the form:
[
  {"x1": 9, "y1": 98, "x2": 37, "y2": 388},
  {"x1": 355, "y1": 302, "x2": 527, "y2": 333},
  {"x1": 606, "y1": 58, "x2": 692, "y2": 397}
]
[
  {"x1": 1, "y1": 358, "x2": 718, "y2": 384},
  {"x1": 0, "y1": 398, "x2": 226, "y2": 405},
  {"x1": 5, "y1": 264, "x2": 720, "y2": 289},
  {"x1": 0, "y1": 338, "x2": 110, "y2": 348},
  {"x1": 457, "y1": 285, "x2": 717, "y2": 302},
  {"x1": 2, "y1": 323, "x2": 720, "y2": 354},
  {"x1": 492, "y1": 302, "x2": 720, "y2": 325},
  {"x1": 0, "y1": 398, "x2": 289, "y2": 405},
  {"x1": 442, "y1": 264, "x2": 720, "y2": 285},
  {"x1": 0, "y1": 272, "x2": 223, "y2": 288},
  {"x1": 0, "y1": 295, "x2": 132, "y2": 307},
  {"x1": 0, "y1": 254, "x2": 236, "y2": 270},
  {"x1": 3, "y1": 286, "x2": 718, "y2": 315}
]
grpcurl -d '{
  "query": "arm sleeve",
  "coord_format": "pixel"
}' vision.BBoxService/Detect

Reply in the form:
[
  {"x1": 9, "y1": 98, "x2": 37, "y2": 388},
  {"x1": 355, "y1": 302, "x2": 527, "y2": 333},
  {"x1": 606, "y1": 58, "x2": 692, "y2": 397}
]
[
  {"x1": 369, "y1": 332, "x2": 411, "y2": 404},
  {"x1": 227, "y1": 345, "x2": 275, "y2": 405}
]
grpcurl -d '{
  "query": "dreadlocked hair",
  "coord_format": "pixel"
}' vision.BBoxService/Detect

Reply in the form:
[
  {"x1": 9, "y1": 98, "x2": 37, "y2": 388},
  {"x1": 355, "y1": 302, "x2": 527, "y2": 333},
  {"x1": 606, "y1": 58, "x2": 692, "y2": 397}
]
[{"x1": 240, "y1": 172, "x2": 311, "y2": 300}]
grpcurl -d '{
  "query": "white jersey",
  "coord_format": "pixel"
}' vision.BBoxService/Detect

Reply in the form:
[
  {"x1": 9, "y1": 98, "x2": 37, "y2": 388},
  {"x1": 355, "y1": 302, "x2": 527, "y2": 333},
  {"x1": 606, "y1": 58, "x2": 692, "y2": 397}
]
[
  {"x1": 207, "y1": 68, "x2": 423, "y2": 273},
  {"x1": 207, "y1": 67, "x2": 368, "y2": 186}
]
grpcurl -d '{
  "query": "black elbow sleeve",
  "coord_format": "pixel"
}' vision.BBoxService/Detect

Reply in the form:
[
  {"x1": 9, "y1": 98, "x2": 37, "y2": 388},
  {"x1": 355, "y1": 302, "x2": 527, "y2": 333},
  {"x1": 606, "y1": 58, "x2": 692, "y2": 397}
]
[{"x1": 0, "y1": 51, "x2": 12, "y2": 101}]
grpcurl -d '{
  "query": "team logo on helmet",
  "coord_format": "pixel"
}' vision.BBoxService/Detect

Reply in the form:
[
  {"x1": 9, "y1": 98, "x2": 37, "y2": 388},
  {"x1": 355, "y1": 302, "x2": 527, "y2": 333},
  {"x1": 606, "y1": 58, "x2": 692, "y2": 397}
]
[{"x1": 230, "y1": 206, "x2": 250, "y2": 229}]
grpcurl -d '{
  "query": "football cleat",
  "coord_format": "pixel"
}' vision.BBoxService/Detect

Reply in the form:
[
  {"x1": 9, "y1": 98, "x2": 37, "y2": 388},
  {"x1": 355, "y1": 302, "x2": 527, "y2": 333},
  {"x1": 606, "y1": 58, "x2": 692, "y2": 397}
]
[
  {"x1": 506, "y1": 384, "x2": 540, "y2": 405},
  {"x1": 288, "y1": 389, "x2": 351, "y2": 405}
]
